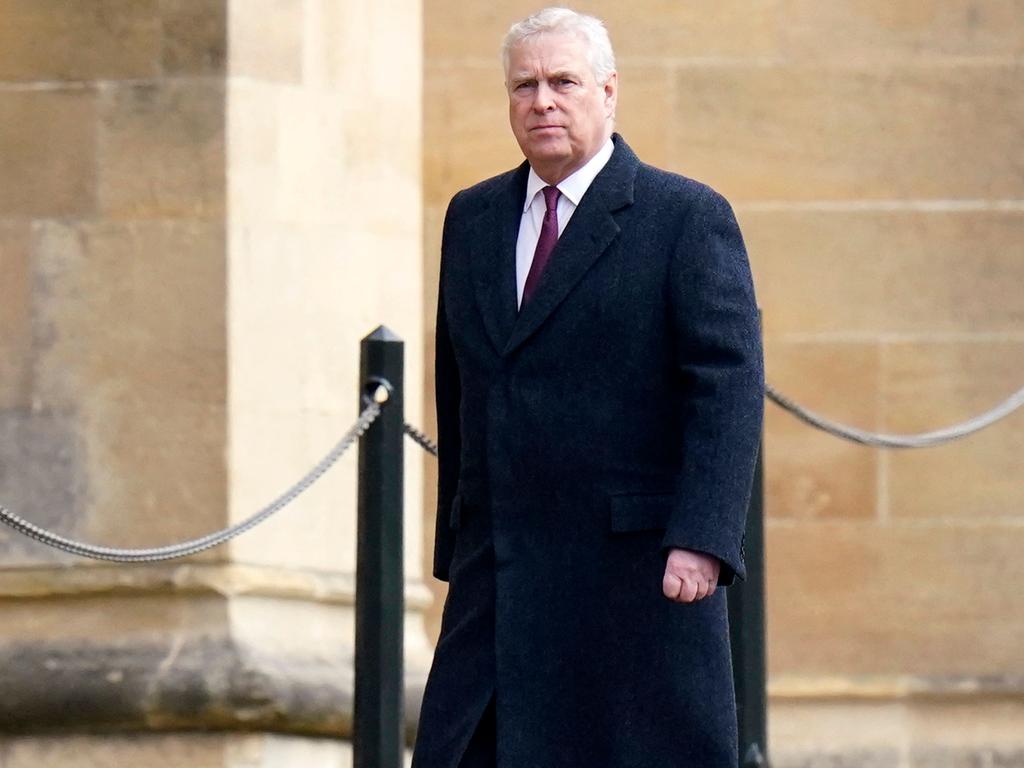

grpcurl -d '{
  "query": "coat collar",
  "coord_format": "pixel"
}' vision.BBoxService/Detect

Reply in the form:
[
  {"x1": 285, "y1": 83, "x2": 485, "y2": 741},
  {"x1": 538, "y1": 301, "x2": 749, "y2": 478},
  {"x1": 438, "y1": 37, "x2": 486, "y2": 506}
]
[{"x1": 470, "y1": 133, "x2": 639, "y2": 358}]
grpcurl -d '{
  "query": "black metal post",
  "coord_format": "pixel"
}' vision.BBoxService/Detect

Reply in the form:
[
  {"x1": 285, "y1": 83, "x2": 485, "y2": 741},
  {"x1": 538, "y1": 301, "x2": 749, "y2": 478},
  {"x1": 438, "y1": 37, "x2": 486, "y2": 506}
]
[
  {"x1": 729, "y1": 438, "x2": 768, "y2": 768},
  {"x1": 354, "y1": 326, "x2": 405, "y2": 768}
]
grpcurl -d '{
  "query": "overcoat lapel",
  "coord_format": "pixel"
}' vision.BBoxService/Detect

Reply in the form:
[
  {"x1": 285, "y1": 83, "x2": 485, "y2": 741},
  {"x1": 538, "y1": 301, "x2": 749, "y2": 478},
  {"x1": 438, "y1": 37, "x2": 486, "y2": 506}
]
[
  {"x1": 469, "y1": 163, "x2": 528, "y2": 357},
  {"x1": 469, "y1": 135, "x2": 640, "y2": 358},
  {"x1": 504, "y1": 136, "x2": 638, "y2": 357}
]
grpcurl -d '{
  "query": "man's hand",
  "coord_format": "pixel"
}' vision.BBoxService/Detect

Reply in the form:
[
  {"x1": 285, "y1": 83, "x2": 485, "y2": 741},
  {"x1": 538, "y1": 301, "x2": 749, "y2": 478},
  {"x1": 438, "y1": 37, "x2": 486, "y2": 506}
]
[{"x1": 662, "y1": 548, "x2": 720, "y2": 603}]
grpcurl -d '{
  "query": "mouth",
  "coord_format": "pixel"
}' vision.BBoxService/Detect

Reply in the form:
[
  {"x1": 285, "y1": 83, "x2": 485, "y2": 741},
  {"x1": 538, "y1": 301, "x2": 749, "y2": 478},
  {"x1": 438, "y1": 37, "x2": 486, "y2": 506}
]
[{"x1": 529, "y1": 125, "x2": 565, "y2": 134}]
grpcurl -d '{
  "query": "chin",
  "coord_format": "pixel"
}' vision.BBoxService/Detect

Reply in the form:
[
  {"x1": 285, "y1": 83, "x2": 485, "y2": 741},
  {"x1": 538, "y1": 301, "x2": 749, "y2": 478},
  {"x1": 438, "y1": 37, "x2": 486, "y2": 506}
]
[{"x1": 526, "y1": 140, "x2": 570, "y2": 161}]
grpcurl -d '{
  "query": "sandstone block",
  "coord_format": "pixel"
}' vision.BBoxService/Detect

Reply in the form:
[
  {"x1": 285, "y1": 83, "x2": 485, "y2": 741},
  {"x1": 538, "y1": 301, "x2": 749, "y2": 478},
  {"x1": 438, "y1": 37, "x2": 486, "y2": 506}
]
[
  {"x1": 780, "y1": 0, "x2": 1024, "y2": 61},
  {"x1": 744, "y1": 209, "x2": 1024, "y2": 336},
  {"x1": 614, "y1": 65, "x2": 671, "y2": 171},
  {"x1": 0, "y1": 411, "x2": 85, "y2": 566},
  {"x1": 881, "y1": 340, "x2": 1024, "y2": 519},
  {"x1": 424, "y1": 0, "x2": 782, "y2": 63},
  {"x1": 0, "y1": 0, "x2": 160, "y2": 82},
  {"x1": 0, "y1": 89, "x2": 97, "y2": 216},
  {"x1": 765, "y1": 521, "x2": 1024, "y2": 677},
  {"x1": 910, "y1": 747, "x2": 1024, "y2": 767},
  {"x1": 0, "y1": 221, "x2": 31, "y2": 409},
  {"x1": 97, "y1": 81, "x2": 225, "y2": 220},
  {"x1": 0, "y1": 733, "x2": 366, "y2": 768},
  {"x1": 875, "y1": 211, "x2": 1024, "y2": 334},
  {"x1": 597, "y1": 0, "x2": 783, "y2": 61},
  {"x1": 423, "y1": 63, "x2": 521, "y2": 208},
  {"x1": 30, "y1": 220, "x2": 228, "y2": 547},
  {"x1": 670, "y1": 64, "x2": 1024, "y2": 201},
  {"x1": 764, "y1": 341, "x2": 881, "y2": 520},
  {"x1": 227, "y1": 0, "x2": 303, "y2": 83},
  {"x1": 743, "y1": 209, "x2": 888, "y2": 337},
  {"x1": 160, "y1": 0, "x2": 228, "y2": 75},
  {"x1": 769, "y1": 748, "x2": 901, "y2": 768}
]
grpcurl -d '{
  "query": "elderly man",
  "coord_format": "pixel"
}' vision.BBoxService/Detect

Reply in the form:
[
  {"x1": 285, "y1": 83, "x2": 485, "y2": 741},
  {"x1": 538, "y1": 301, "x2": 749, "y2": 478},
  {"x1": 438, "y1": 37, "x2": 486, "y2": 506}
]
[{"x1": 413, "y1": 7, "x2": 763, "y2": 768}]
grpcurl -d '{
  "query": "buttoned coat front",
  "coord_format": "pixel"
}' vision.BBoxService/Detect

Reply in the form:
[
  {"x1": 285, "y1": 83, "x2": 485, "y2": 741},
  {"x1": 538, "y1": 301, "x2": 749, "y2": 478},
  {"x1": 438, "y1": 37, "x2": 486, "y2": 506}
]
[{"x1": 414, "y1": 136, "x2": 764, "y2": 768}]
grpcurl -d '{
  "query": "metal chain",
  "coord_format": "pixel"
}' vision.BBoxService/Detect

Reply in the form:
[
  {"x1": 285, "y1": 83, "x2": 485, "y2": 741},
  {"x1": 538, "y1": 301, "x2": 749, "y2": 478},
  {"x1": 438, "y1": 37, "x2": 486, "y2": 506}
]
[
  {"x1": 5, "y1": 377, "x2": 1023, "y2": 562},
  {"x1": 766, "y1": 382, "x2": 1024, "y2": 449},
  {"x1": 0, "y1": 402, "x2": 382, "y2": 563},
  {"x1": 403, "y1": 382, "x2": 1024, "y2": 455},
  {"x1": 404, "y1": 423, "x2": 439, "y2": 456}
]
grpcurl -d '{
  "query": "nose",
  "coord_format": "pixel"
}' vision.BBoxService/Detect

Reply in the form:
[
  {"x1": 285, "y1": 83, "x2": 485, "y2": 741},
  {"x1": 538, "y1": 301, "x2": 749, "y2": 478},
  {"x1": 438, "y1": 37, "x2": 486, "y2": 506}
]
[{"x1": 531, "y1": 82, "x2": 555, "y2": 112}]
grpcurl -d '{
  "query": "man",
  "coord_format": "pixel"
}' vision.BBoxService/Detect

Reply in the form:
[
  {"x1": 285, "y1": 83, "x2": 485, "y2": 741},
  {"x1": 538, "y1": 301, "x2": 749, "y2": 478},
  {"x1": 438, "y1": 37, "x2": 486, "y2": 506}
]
[{"x1": 413, "y1": 7, "x2": 763, "y2": 768}]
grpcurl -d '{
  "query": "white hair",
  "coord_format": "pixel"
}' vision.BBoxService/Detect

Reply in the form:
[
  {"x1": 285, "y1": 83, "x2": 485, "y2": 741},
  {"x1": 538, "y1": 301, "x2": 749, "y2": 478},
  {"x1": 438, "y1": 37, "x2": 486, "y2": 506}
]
[{"x1": 502, "y1": 7, "x2": 617, "y2": 85}]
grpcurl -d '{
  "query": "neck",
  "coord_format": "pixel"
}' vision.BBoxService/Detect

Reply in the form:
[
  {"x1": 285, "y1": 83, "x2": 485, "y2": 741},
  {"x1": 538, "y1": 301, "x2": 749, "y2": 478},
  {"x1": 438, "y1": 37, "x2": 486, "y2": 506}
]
[
  {"x1": 533, "y1": 162, "x2": 582, "y2": 187},
  {"x1": 532, "y1": 131, "x2": 614, "y2": 185}
]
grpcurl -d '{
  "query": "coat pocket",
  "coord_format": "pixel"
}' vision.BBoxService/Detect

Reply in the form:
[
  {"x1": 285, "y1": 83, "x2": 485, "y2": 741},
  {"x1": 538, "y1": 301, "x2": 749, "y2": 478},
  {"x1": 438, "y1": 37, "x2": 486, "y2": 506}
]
[
  {"x1": 608, "y1": 492, "x2": 675, "y2": 533},
  {"x1": 448, "y1": 493, "x2": 463, "y2": 531}
]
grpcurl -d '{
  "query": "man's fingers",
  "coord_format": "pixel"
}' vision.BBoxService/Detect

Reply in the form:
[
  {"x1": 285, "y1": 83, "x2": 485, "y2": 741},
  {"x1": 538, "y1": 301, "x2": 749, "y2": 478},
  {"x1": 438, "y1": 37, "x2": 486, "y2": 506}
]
[
  {"x1": 663, "y1": 561, "x2": 720, "y2": 603},
  {"x1": 662, "y1": 572, "x2": 682, "y2": 600},
  {"x1": 693, "y1": 578, "x2": 710, "y2": 602},
  {"x1": 677, "y1": 577, "x2": 698, "y2": 603}
]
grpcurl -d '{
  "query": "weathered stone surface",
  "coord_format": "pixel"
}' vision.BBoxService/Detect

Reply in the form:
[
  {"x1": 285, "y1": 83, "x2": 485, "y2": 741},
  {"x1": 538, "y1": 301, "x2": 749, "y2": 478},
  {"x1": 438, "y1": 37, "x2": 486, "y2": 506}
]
[
  {"x1": 29, "y1": 220, "x2": 228, "y2": 550},
  {"x1": 425, "y1": 0, "x2": 783, "y2": 62},
  {"x1": 770, "y1": 750, "x2": 901, "y2": 768},
  {"x1": 0, "y1": 732, "x2": 365, "y2": 768},
  {"x1": 882, "y1": 341, "x2": 1024, "y2": 519},
  {"x1": 744, "y1": 208, "x2": 1024, "y2": 336},
  {"x1": 764, "y1": 341, "x2": 880, "y2": 520},
  {"x1": 0, "y1": 593, "x2": 427, "y2": 738},
  {"x1": 0, "y1": 412, "x2": 85, "y2": 565},
  {"x1": 0, "y1": 221, "x2": 31, "y2": 410},
  {"x1": 765, "y1": 522, "x2": 1024, "y2": 677},
  {"x1": 226, "y1": 0, "x2": 304, "y2": 83},
  {"x1": 0, "y1": 89, "x2": 97, "y2": 217},
  {"x1": 97, "y1": 80, "x2": 225, "y2": 219},
  {"x1": 613, "y1": 65, "x2": 671, "y2": 172},
  {"x1": 770, "y1": 697, "x2": 1024, "y2": 768},
  {"x1": 670, "y1": 64, "x2": 1024, "y2": 201},
  {"x1": 910, "y1": 748, "x2": 1024, "y2": 767},
  {"x1": 0, "y1": 0, "x2": 161, "y2": 82},
  {"x1": 160, "y1": 0, "x2": 228, "y2": 75},
  {"x1": 423, "y1": 62, "x2": 521, "y2": 208},
  {"x1": 780, "y1": 0, "x2": 1024, "y2": 61},
  {"x1": 905, "y1": 699, "x2": 1024, "y2": 761}
]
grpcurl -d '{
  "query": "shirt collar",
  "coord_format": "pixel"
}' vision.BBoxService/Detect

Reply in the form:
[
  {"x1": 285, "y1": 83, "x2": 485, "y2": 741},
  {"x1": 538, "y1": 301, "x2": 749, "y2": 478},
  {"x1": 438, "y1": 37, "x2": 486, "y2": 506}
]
[{"x1": 522, "y1": 137, "x2": 615, "y2": 213}]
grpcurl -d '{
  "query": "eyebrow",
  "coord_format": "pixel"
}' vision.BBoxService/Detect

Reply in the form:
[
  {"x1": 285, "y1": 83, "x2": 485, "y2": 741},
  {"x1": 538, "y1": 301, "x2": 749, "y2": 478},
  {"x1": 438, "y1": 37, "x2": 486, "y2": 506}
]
[{"x1": 508, "y1": 70, "x2": 582, "y2": 85}]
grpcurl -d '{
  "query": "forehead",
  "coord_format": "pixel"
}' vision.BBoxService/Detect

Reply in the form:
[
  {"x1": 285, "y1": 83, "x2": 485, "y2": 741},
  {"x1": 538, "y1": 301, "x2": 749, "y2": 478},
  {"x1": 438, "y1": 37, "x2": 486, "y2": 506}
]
[{"x1": 507, "y1": 32, "x2": 591, "y2": 77}]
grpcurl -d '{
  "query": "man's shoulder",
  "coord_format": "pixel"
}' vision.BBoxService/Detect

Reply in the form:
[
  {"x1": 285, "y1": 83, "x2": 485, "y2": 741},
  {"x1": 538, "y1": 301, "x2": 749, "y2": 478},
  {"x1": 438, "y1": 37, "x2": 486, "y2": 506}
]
[
  {"x1": 634, "y1": 161, "x2": 727, "y2": 209},
  {"x1": 446, "y1": 164, "x2": 525, "y2": 219}
]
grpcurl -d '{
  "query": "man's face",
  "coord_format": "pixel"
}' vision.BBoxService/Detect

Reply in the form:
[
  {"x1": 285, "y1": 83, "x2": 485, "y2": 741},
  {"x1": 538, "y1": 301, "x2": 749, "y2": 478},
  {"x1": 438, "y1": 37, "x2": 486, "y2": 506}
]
[{"x1": 506, "y1": 32, "x2": 617, "y2": 184}]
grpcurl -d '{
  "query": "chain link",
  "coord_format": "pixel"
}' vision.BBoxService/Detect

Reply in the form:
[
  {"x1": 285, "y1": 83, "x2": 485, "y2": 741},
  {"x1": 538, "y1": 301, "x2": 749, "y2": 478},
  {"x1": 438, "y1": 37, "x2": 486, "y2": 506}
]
[
  {"x1": 404, "y1": 423, "x2": 439, "y2": 456},
  {"x1": 0, "y1": 402, "x2": 382, "y2": 563}
]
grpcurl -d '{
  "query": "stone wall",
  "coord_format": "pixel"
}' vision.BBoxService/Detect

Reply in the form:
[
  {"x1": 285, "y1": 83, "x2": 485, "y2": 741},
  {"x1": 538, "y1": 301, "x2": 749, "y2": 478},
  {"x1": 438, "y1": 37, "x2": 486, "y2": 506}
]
[
  {"x1": 0, "y1": 1, "x2": 425, "y2": 765},
  {"x1": 421, "y1": 2, "x2": 1024, "y2": 766}
]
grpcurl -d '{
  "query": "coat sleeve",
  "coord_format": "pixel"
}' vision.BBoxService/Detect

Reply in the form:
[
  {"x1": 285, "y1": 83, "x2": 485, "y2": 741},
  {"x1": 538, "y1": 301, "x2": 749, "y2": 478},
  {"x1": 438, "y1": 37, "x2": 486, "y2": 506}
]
[
  {"x1": 432, "y1": 195, "x2": 464, "y2": 582},
  {"x1": 663, "y1": 184, "x2": 764, "y2": 586}
]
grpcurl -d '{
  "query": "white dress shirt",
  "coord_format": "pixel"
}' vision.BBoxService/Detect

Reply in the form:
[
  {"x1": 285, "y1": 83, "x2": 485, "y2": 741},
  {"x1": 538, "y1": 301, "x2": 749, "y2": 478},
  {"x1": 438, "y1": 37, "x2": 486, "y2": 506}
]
[{"x1": 515, "y1": 138, "x2": 615, "y2": 308}]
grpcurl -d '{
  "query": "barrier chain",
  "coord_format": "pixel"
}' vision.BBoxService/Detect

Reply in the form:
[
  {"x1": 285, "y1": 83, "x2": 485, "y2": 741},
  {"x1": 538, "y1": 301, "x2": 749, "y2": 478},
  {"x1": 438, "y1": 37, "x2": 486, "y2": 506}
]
[
  {"x1": 765, "y1": 382, "x2": 1024, "y2": 449},
  {"x1": 0, "y1": 401, "x2": 383, "y2": 563},
  {"x1": 2, "y1": 381, "x2": 1023, "y2": 561}
]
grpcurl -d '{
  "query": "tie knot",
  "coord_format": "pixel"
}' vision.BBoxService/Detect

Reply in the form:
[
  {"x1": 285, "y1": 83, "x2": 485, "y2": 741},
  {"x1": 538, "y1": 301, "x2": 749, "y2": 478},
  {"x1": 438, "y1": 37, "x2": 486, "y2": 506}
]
[{"x1": 542, "y1": 186, "x2": 560, "y2": 212}]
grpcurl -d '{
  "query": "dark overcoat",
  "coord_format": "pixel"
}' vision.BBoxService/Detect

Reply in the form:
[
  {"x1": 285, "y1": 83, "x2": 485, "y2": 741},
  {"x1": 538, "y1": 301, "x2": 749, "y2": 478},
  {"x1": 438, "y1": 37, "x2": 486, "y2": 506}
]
[{"x1": 413, "y1": 135, "x2": 764, "y2": 768}]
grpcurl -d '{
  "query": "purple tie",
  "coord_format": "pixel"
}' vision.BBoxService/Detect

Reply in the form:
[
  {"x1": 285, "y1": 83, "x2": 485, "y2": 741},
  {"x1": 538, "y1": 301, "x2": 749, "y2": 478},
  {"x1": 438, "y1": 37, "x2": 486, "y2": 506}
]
[{"x1": 522, "y1": 186, "x2": 561, "y2": 307}]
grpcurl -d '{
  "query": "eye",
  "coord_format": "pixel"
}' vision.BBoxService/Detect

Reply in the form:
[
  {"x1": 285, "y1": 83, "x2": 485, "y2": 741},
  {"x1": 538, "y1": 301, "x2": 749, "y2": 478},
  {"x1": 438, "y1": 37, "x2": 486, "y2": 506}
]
[{"x1": 514, "y1": 80, "x2": 536, "y2": 92}]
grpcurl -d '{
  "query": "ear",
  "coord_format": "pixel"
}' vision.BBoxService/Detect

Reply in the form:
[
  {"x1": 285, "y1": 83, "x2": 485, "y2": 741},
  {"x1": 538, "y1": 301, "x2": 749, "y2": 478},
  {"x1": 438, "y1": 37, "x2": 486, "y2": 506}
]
[{"x1": 603, "y1": 71, "x2": 618, "y2": 118}]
